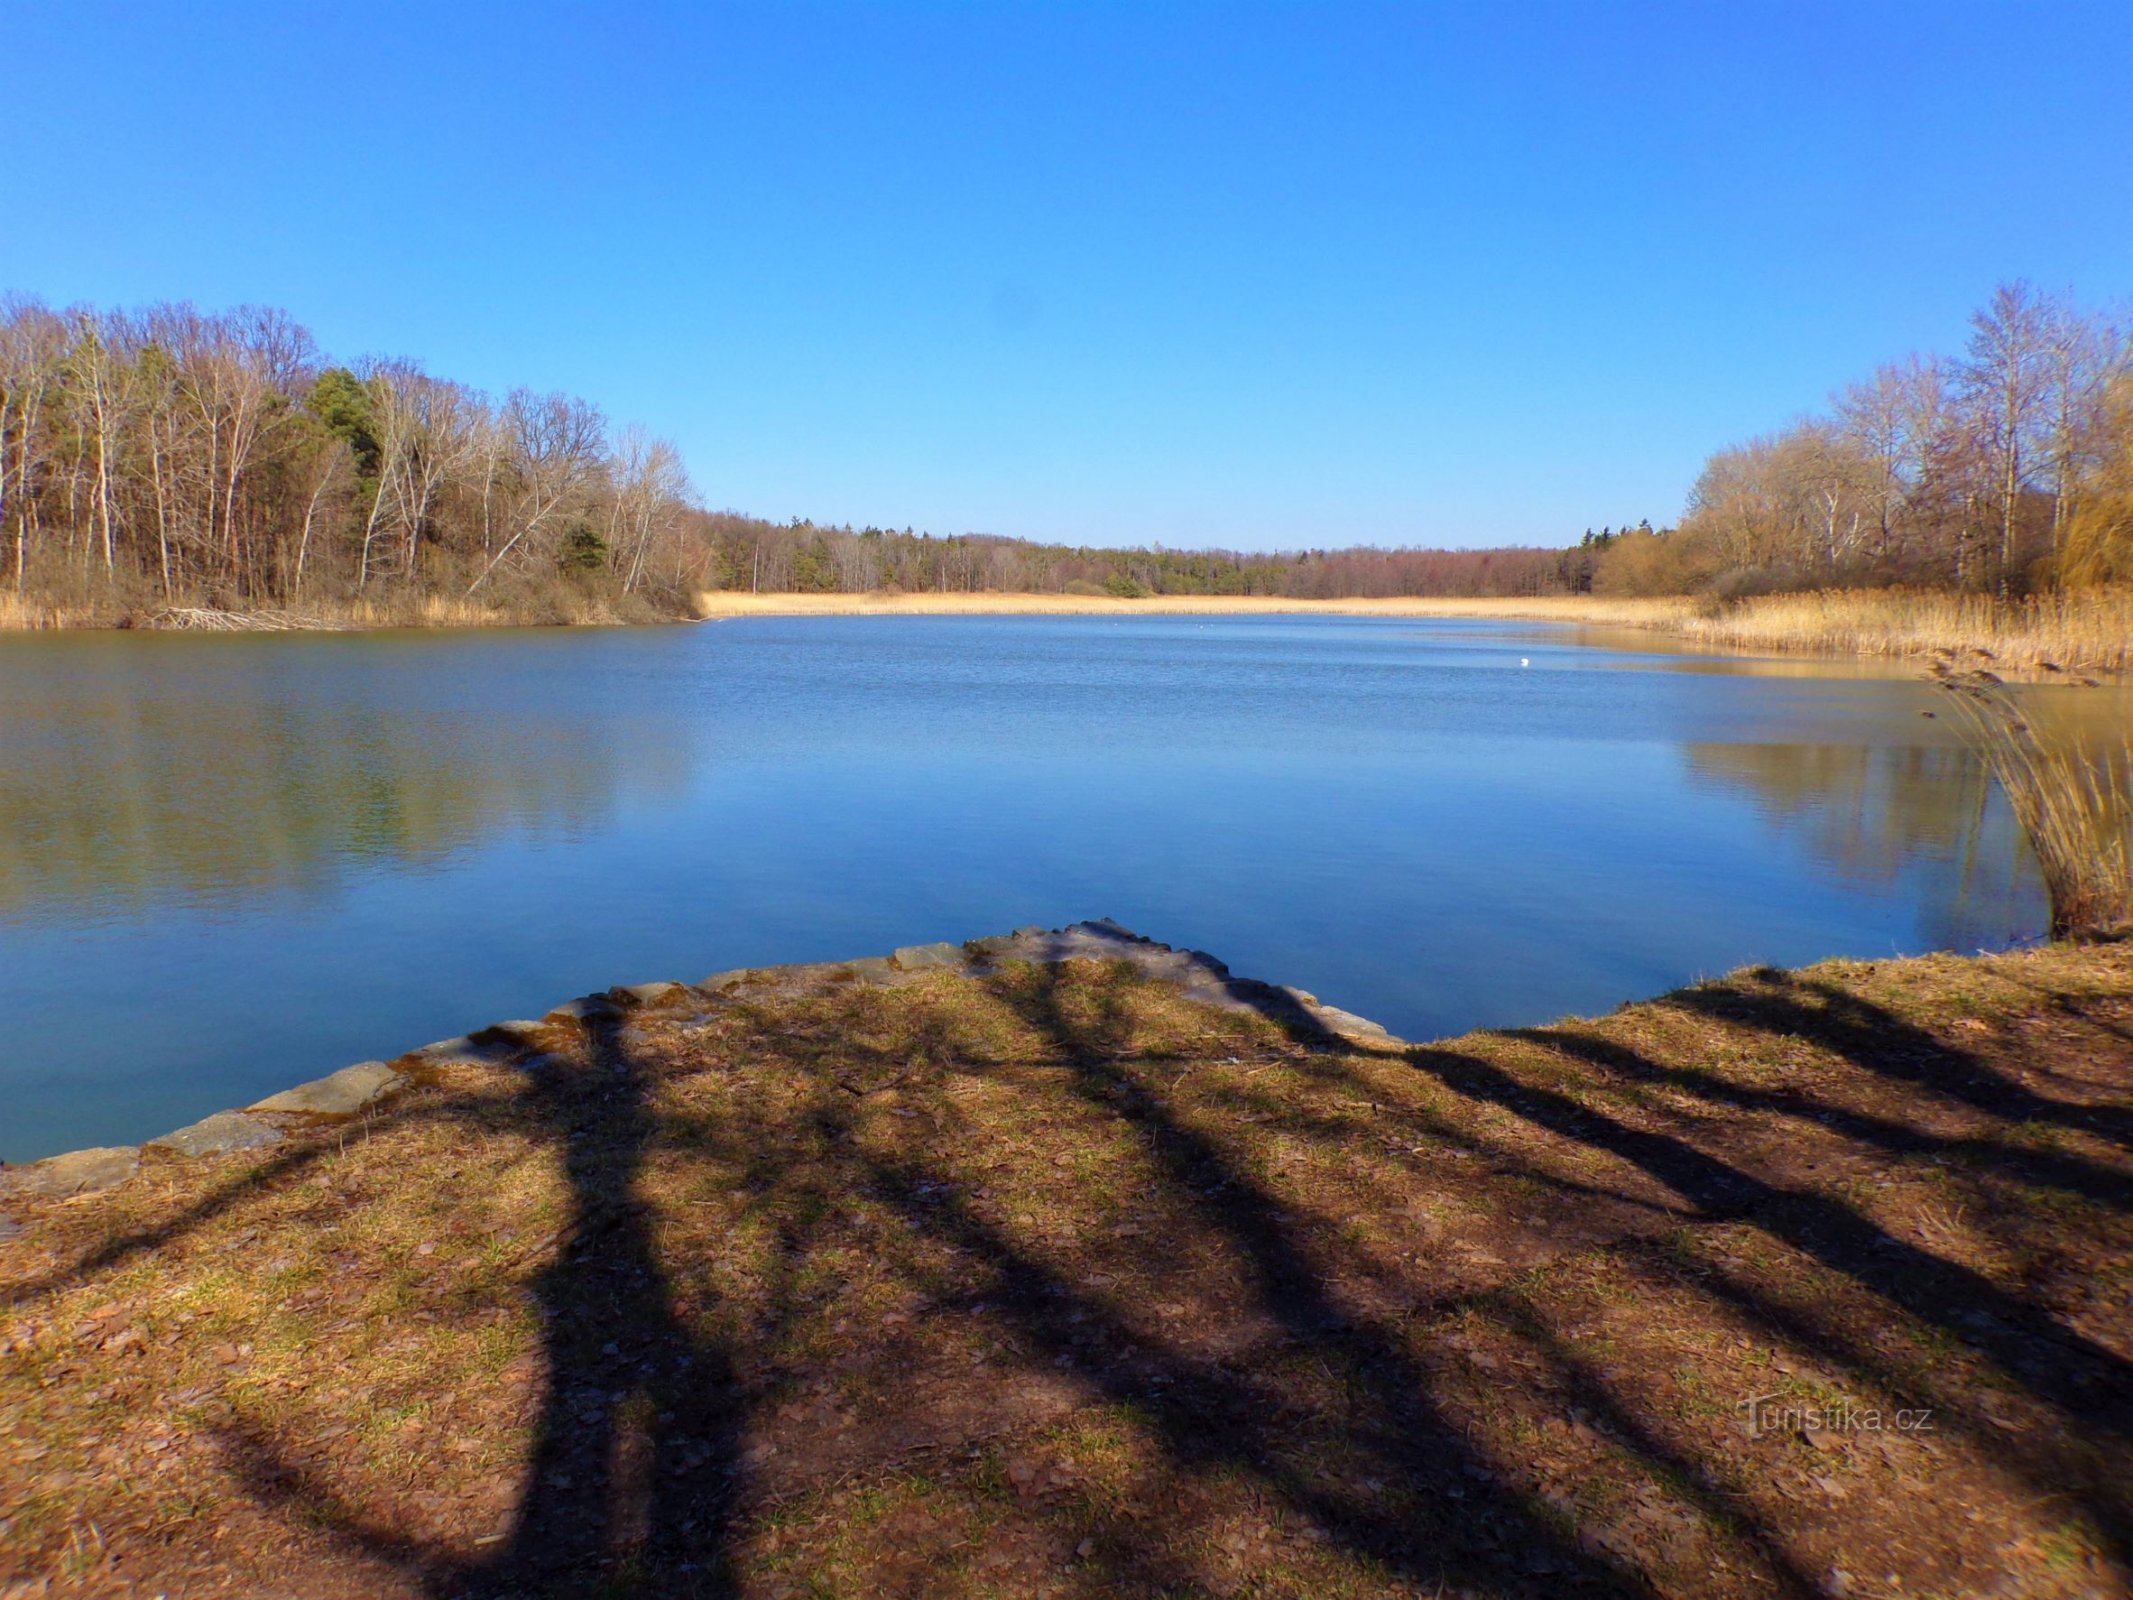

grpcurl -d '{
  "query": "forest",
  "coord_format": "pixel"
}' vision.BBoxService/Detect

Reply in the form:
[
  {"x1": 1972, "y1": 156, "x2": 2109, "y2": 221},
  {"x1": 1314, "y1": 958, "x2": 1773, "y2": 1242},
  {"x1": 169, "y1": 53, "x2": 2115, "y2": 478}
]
[{"x1": 1, "y1": 282, "x2": 2128, "y2": 624}]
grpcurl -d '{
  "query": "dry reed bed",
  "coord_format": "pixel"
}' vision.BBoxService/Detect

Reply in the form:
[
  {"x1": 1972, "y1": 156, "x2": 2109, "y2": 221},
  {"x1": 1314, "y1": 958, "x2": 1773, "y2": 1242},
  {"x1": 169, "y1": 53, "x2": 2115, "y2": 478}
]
[
  {"x1": 0, "y1": 591, "x2": 664, "y2": 633},
  {"x1": 1673, "y1": 590, "x2": 2133, "y2": 679},
  {"x1": 7, "y1": 585, "x2": 2128, "y2": 677}
]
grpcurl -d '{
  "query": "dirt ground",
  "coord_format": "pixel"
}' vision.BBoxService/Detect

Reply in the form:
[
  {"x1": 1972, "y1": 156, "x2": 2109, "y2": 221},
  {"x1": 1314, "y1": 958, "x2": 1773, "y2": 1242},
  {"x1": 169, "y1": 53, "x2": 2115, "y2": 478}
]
[{"x1": 3, "y1": 941, "x2": 2129, "y2": 1598}]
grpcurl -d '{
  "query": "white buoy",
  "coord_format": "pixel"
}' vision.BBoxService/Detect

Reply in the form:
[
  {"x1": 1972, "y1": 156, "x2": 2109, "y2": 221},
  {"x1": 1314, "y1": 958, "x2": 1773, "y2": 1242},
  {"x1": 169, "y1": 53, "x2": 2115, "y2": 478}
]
[{"x1": 1520, "y1": 657, "x2": 1530, "y2": 667}]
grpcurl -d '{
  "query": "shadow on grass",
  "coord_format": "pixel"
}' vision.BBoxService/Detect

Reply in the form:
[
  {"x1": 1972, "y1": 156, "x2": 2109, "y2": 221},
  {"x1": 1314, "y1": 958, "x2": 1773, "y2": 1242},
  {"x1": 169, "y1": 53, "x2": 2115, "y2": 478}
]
[{"x1": 9, "y1": 952, "x2": 2131, "y2": 1595}]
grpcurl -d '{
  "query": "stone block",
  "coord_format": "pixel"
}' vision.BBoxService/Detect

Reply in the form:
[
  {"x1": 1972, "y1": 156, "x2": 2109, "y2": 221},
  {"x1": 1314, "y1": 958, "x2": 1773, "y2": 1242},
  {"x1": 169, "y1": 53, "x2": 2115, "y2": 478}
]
[
  {"x1": 0, "y1": 1146, "x2": 140, "y2": 1198},
  {"x1": 145, "y1": 1112, "x2": 283, "y2": 1159},
  {"x1": 892, "y1": 942, "x2": 967, "y2": 972},
  {"x1": 249, "y1": 1061, "x2": 403, "y2": 1116}
]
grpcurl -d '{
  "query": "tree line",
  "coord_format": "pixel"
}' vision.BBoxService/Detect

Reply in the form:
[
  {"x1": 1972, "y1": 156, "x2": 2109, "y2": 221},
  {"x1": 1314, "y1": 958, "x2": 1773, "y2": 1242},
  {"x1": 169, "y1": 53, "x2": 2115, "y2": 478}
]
[
  {"x1": 6, "y1": 284, "x2": 2128, "y2": 620},
  {"x1": 0, "y1": 296, "x2": 704, "y2": 618},
  {"x1": 1595, "y1": 282, "x2": 2133, "y2": 597},
  {"x1": 0, "y1": 292, "x2": 1616, "y2": 617},
  {"x1": 683, "y1": 512, "x2": 1581, "y2": 600}
]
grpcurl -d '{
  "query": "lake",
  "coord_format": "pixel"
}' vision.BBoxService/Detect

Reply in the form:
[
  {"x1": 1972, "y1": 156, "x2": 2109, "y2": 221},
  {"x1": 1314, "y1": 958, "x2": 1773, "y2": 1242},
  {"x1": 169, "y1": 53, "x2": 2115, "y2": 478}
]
[{"x1": 2, "y1": 614, "x2": 2116, "y2": 1162}]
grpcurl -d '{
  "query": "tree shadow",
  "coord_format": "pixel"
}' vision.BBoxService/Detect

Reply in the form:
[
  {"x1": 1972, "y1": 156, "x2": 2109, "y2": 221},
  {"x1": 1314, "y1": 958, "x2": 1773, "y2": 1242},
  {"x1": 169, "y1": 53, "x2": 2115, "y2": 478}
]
[
  {"x1": 1392, "y1": 1031, "x2": 2133, "y2": 1560},
  {"x1": 1669, "y1": 971, "x2": 2133, "y2": 1151},
  {"x1": 1511, "y1": 1024, "x2": 2133, "y2": 1215},
  {"x1": 152, "y1": 1006, "x2": 753, "y2": 1597},
  {"x1": 14, "y1": 951, "x2": 2131, "y2": 1595},
  {"x1": 956, "y1": 959, "x2": 1746, "y2": 1596},
  {"x1": 454, "y1": 1005, "x2": 747, "y2": 1595}
]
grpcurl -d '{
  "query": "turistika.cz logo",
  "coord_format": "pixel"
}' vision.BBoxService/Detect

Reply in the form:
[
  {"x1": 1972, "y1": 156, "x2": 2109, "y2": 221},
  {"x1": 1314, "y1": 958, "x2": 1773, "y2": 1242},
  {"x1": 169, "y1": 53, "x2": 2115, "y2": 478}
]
[{"x1": 1737, "y1": 1393, "x2": 1936, "y2": 1439}]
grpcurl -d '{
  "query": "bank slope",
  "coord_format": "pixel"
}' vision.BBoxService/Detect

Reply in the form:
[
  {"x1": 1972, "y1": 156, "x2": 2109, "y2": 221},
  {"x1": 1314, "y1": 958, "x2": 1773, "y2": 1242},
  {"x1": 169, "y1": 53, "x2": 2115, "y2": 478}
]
[{"x1": 2, "y1": 935, "x2": 2129, "y2": 1598}]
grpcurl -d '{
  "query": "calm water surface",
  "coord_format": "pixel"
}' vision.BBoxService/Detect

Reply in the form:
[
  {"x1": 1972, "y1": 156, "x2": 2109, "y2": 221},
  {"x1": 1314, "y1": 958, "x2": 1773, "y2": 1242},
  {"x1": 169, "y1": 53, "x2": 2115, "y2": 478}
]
[{"x1": 3, "y1": 615, "x2": 2115, "y2": 1161}]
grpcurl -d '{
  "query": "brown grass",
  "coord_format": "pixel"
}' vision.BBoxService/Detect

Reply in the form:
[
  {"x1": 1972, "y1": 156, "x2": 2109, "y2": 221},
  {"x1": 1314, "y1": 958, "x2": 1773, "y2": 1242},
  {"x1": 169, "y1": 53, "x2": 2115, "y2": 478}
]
[
  {"x1": 0, "y1": 591, "x2": 99, "y2": 630},
  {"x1": 1671, "y1": 589, "x2": 2133, "y2": 679},
  {"x1": 6, "y1": 942, "x2": 2131, "y2": 1598},
  {"x1": 15, "y1": 582, "x2": 2126, "y2": 673},
  {"x1": 0, "y1": 588, "x2": 685, "y2": 633}
]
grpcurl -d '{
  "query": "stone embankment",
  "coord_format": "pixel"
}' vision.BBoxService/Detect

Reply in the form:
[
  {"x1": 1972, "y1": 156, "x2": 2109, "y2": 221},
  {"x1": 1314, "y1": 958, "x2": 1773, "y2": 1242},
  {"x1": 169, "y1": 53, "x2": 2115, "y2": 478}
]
[{"x1": 0, "y1": 921, "x2": 1393, "y2": 1208}]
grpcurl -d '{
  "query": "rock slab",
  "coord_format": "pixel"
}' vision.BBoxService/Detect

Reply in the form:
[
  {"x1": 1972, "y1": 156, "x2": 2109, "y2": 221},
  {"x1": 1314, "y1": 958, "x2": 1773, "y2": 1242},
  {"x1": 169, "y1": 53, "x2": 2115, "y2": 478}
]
[
  {"x1": 0, "y1": 1146, "x2": 140, "y2": 1199},
  {"x1": 145, "y1": 1111, "x2": 284, "y2": 1159},
  {"x1": 892, "y1": 942, "x2": 967, "y2": 972},
  {"x1": 249, "y1": 1060, "x2": 404, "y2": 1116}
]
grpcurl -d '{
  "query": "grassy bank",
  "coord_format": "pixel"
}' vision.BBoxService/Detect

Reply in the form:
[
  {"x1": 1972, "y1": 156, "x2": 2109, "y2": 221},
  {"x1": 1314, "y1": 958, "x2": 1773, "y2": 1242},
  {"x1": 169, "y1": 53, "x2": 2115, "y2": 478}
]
[
  {"x1": 15, "y1": 584, "x2": 2125, "y2": 674},
  {"x1": 1670, "y1": 589, "x2": 2133, "y2": 679},
  {"x1": 697, "y1": 587, "x2": 2133, "y2": 677},
  {"x1": 0, "y1": 587, "x2": 693, "y2": 633},
  {"x1": 4, "y1": 940, "x2": 2129, "y2": 1597}
]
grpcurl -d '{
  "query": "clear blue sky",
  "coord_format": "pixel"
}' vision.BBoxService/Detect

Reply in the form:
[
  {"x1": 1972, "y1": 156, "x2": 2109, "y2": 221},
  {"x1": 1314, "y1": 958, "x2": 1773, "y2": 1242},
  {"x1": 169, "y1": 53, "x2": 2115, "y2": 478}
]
[{"x1": 4, "y1": 2, "x2": 2129, "y2": 551}]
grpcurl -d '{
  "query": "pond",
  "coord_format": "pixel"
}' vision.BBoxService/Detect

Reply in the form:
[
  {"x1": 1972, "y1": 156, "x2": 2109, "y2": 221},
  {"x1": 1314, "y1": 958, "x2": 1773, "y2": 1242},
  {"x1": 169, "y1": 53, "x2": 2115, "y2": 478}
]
[{"x1": 3, "y1": 614, "x2": 2117, "y2": 1161}]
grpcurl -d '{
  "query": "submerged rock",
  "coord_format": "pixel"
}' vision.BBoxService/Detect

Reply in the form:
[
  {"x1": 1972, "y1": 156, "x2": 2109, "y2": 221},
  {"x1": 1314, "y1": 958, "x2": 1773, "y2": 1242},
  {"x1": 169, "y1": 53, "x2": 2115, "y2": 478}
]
[
  {"x1": 145, "y1": 1111, "x2": 284, "y2": 1159},
  {"x1": 249, "y1": 1061, "x2": 404, "y2": 1116}
]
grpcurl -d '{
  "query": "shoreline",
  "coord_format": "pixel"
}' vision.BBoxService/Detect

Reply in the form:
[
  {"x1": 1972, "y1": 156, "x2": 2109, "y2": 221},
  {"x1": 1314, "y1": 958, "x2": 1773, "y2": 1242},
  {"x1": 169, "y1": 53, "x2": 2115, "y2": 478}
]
[
  {"x1": 0, "y1": 922, "x2": 1388, "y2": 1184},
  {"x1": 694, "y1": 588, "x2": 2133, "y2": 678},
  {"x1": 7, "y1": 586, "x2": 2125, "y2": 680},
  {"x1": 0, "y1": 592, "x2": 696, "y2": 634},
  {"x1": 693, "y1": 591, "x2": 1642, "y2": 620}
]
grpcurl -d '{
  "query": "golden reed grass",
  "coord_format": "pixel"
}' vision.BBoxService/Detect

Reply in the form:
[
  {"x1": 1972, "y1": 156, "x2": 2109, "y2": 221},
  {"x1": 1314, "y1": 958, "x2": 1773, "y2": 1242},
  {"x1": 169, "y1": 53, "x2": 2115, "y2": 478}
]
[
  {"x1": 0, "y1": 591, "x2": 83, "y2": 629},
  {"x1": 1937, "y1": 667, "x2": 2133, "y2": 940},
  {"x1": 1672, "y1": 589, "x2": 2133, "y2": 679},
  {"x1": 0, "y1": 590, "x2": 648, "y2": 632}
]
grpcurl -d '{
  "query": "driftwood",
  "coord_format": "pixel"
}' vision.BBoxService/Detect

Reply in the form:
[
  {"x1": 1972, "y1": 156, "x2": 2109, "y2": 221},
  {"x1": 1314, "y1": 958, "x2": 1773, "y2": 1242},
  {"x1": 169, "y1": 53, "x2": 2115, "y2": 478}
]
[{"x1": 142, "y1": 607, "x2": 333, "y2": 632}]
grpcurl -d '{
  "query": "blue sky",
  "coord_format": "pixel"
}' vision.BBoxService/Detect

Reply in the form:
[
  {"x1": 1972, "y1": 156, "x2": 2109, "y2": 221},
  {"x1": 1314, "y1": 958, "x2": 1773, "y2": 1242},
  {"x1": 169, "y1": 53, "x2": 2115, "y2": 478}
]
[{"x1": 4, "y1": 2, "x2": 2129, "y2": 551}]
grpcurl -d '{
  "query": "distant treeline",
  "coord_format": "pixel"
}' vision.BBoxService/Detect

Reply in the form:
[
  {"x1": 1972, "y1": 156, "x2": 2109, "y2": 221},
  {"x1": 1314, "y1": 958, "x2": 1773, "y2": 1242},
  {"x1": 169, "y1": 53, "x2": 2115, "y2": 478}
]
[
  {"x1": 0, "y1": 293, "x2": 1598, "y2": 617},
  {"x1": 4, "y1": 283, "x2": 2128, "y2": 623},
  {"x1": 685, "y1": 511, "x2": 1584, "y2": 599}
]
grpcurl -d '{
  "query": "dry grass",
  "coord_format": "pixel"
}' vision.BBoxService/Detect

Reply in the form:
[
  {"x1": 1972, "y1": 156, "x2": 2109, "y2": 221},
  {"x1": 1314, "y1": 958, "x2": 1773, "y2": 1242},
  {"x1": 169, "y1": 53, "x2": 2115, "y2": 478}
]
[
  {"x1": 0, "y1": 589, "x2": 684, "y2": 633},
  {"x1": 1935, "y1": 667, "x2": 2133, "y2": 939},
  {"x1": 0, "y1": 591, "x2": 96, "y2": 630},
  {"x1": 14, "y1": 582, "x2": 2126, "y2": 672},
  {"x1": 6, "y1": 942, "x2": 2131, "y2": 1598},
  {"x1": 1671, "y1": 589, "x2": 2133, "y2": 679}
]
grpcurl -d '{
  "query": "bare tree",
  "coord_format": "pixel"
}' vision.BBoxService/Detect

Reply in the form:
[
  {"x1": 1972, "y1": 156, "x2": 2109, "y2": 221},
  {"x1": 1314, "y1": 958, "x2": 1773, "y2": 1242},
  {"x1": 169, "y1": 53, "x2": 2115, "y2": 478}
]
[
  {"x1": 1959, "y1": 280, "x2": 2055, "y2": 595},
  {"x1": 609, "y1": 425, "x2": 689, "y2": 593},
  {"x1": 466, "y1": 390, "x2": 605, "y2": 594}
]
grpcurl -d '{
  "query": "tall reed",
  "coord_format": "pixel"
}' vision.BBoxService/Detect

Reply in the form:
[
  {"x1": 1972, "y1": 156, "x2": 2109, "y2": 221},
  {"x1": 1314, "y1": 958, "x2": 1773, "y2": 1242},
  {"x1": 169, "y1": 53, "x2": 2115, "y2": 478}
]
[{"x1": 1934, "y1": 665, "x2": 2133, "y2": 941}]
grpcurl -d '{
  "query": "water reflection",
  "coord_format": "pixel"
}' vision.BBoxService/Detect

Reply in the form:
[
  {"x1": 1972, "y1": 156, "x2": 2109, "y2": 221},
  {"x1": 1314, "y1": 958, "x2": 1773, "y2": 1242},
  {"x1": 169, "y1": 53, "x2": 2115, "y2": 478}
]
[
  {"x1": 0, "y1": 635, "x2": 688, "y2": 919},
  {"x1": 1683, "y1": 741, "x2": 2032, "y2": 950}
]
